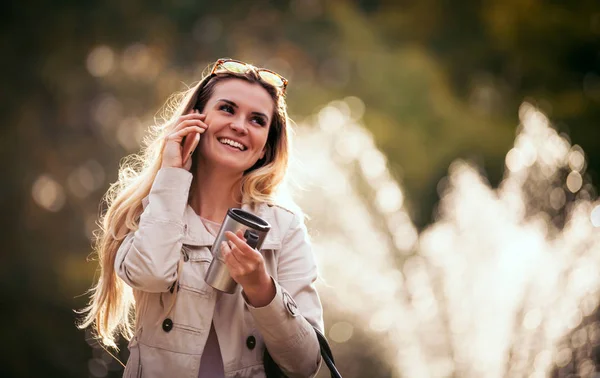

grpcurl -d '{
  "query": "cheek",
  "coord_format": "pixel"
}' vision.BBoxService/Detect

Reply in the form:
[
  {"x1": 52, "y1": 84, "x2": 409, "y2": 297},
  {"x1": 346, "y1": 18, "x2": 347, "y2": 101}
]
[
  {"x1": 203, "y1": 113, "x2": 223, "y2": 135},
  {"x1": 203, "y1": 112, "x2": 214, "y2": 127},
  {"x1": 258, "y1": 125, "x2": 272, "y2": 144},
  {"x1": 254, "y1": 131, "x2": 269, "y2": 151},
  {"x1": 204, "y1": 108, "x2": 223, "y2": 124}
]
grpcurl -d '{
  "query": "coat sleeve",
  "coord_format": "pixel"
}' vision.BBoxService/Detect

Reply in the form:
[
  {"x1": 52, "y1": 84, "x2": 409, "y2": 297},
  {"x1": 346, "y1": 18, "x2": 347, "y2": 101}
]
[
  {"x1": 244, "y1": 212, "x2": 323, "y2": 378},
  {"x1": 114, "y1": 167, "x2": 192, "y2": 293}
]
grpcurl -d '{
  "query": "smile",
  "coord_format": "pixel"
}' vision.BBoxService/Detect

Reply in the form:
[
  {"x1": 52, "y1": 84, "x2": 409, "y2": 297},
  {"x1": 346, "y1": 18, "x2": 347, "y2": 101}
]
[{"x1": 218, "y1": 137, "x2": 247, "y2": 151}]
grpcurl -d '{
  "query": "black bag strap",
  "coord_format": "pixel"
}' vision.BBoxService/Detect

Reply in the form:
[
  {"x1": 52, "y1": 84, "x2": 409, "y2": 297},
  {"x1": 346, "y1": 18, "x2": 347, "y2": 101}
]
[
  {"x1": 263, "y1": 326, "x2": 342, "y2": 378},
  {"x1": 314, "y1": 327, "x2": 342, "y2": 378}
]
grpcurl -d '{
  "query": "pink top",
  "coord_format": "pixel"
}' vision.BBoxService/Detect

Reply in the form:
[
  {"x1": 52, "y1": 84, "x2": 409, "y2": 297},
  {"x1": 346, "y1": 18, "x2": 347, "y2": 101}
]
[
  {"x1": 198, "y1": 323, "x2": 224, "y2": 377},
  {"x1": 198, "y1": 216, "x2": 225, "y2": 378}
]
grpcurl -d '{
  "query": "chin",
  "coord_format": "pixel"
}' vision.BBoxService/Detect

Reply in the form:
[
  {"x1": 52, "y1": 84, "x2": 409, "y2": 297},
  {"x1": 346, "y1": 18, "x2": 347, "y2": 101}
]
[{"x1": 214, "y1": 158, "x2": 256, "y2": 174}]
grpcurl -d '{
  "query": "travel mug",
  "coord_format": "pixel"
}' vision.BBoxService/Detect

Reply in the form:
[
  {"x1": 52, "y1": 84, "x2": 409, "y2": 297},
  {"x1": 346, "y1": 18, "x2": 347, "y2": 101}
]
[{"x1": 205, "y1": 208, "x2": 271, "y2": 293}]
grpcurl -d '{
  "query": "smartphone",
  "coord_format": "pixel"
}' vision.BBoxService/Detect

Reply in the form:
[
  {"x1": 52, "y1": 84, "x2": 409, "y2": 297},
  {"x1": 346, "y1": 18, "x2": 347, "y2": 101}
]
[{"x1": 181, "y1": 132, "x2": 200, "y2": 165}]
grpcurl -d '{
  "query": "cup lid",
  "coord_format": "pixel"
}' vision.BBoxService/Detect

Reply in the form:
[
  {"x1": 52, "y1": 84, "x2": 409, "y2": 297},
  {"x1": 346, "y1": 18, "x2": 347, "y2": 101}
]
[{"x1": 227, "y1": 208, "x2": 271, "y2": 232}]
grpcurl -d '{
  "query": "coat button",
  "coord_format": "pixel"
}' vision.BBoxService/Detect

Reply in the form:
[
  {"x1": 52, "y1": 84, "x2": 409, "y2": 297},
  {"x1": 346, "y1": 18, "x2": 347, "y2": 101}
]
[
  {"x1": 246, "y1": 335, "x2": 256, "y2": 350},
  {"x1": 283, "y1": 292, "x2": 299, "y2": 317},
  {"x1": 162, "y1": 318, "x2": 173, "y2": 332}
]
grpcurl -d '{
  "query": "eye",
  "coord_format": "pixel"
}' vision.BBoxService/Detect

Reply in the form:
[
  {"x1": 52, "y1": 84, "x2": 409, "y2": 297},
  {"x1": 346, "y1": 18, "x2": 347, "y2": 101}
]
[
  {"x1": 251, "y1": 116, "x2": 267, "y2": 127},
  {"x1": 219, "y1": 104, "x2": 234, "y2": 114}
]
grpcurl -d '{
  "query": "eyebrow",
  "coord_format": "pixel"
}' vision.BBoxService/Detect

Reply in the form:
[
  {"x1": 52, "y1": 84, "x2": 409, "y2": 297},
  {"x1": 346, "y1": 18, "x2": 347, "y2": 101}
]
[{"x1": 217, "y1": 99, "x2": 269, "y2": 120}]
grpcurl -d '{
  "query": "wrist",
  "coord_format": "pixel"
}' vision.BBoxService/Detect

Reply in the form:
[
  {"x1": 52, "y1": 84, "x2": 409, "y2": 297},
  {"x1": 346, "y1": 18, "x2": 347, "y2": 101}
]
[
  {"x1": 161, "y1": 161, "x2": 181, "y2": 169},
  {"x1": 243, "y1": 274, "x2": 276, "y2": 307}
]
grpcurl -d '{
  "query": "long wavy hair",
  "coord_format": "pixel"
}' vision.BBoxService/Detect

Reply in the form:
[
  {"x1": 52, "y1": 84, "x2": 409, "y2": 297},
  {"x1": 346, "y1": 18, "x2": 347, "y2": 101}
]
[{"x1": 78, "y1": 64, "x2": 291, "y2": 348}]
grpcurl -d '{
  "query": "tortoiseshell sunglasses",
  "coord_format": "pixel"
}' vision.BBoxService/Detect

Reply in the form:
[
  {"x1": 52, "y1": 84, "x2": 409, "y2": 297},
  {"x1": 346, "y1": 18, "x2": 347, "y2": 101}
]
[{"x1": 210, "y1": 58, "x2": 289, "y2": 92}]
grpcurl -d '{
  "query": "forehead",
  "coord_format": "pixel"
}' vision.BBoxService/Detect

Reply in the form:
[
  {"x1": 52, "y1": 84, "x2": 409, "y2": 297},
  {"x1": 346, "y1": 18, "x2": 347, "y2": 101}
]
[{"x1": 210, "y1": 79, "x2": 274, "y2": 116}]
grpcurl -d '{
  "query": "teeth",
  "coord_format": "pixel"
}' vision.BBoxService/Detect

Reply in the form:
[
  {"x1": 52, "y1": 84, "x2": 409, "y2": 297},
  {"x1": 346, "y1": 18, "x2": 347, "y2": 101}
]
[{"x1": 218, "y1": 138, "x2": 245, "y2": 151}]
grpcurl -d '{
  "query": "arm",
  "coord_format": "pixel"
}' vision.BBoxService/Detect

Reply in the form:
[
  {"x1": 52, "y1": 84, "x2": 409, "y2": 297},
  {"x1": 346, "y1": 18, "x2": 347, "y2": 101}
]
[
  {"x1": 114, "y1": 167, "x2": 192, "y2": 292},
  {"x1": 244, "y1": 213, "x2": 323, "y2": 378}
]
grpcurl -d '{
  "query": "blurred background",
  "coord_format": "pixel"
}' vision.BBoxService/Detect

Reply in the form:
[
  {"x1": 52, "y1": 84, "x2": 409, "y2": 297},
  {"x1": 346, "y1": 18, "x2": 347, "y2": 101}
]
[{"x1": 3, "y1": 0, "x2": 600, "y2": 377}]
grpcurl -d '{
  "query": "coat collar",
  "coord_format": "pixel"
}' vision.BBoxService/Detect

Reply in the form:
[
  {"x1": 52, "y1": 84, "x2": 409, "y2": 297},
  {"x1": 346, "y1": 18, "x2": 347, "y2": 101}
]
[{"x1": 181, "y1": 202, "x2": 282, "y2": 250}]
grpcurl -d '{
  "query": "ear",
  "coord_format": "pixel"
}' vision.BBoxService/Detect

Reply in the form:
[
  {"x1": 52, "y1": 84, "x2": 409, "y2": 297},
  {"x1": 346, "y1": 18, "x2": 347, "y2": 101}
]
[{"x1": 260, "y1": 147, "x2": 266, "y2": 160}]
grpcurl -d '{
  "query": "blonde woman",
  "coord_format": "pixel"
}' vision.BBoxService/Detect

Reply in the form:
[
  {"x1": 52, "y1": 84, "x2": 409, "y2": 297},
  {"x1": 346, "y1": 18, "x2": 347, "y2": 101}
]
[{"x1": 80, "y1": 59, "x2": 323, "y2": 377}]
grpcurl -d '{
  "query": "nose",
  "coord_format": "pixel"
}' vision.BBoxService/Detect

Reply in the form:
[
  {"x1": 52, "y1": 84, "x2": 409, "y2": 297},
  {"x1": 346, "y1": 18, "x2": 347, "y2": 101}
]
[{"x1": 230, "y1": 120, "x2": 248, "y2": 135}]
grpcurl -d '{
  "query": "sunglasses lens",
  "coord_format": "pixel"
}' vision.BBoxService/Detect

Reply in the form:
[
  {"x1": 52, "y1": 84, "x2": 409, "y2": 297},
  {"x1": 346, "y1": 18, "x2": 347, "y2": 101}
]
[
  {"x1": 258, "y1": 71, "x2": 285, "y2": 88},
  {"x1": 220, "y1": 61, "x2": 249, "y2": 74}
]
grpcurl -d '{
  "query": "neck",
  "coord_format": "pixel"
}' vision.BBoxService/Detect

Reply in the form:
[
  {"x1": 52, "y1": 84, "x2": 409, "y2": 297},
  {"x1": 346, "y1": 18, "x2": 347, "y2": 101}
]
[{"x1": 190, "y1": 161, "x2": 243, "y2": 223}]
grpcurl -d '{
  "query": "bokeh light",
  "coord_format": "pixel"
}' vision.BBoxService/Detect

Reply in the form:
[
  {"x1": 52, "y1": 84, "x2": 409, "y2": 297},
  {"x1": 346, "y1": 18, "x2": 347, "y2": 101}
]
[
  {"x1": 67, "y1": 160, "x2": 105, "y2": 199},
  {"x1": 329, "y1": 322, "x2": 354, "y2": 344},
  {"x1": 568, "y1": 146, "x2": 586, "y2": 172},
  {"x1": 117, "y1": 117, "x2": 145, "y2": 151},
  {"x1": 566, "y1": 171, "x2": 583, "y2": 193},
  {"x1": 86, "y1": 45, "x2": 116, "y2": 77},
  {"x1": 591, "y1": 205, "x2": 600, "y2": 227},
  {"x1": 32, "y1": 175, "x2": 66, "y2": 212}
]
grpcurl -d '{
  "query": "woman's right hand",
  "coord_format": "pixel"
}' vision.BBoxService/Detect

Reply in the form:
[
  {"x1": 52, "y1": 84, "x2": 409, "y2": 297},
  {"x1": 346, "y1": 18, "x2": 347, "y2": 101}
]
[{"x1": 161, "y1": 110, "x2": 208, "y2": 170}]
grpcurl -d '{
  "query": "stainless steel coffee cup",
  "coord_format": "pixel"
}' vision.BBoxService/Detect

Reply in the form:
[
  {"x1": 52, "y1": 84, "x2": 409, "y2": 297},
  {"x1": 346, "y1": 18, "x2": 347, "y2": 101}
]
[{"x1": 205, "y1": 208, "x2": 271, "y2": 293}]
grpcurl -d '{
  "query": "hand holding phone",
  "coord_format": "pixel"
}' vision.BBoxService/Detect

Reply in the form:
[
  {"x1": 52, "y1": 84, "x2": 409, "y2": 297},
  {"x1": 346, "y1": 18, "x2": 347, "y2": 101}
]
[
  {"x1": 181, "y1": 109, "x2": 207, "y2": 167},
  {"x1": 160, "y1": 110, "x2": 207, "y2": 170}
]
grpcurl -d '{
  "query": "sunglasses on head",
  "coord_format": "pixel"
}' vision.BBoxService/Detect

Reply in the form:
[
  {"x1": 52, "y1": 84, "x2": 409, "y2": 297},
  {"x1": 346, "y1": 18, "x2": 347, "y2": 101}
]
[{"x1": 210, "y1": 58, "x2": 288, "y2": 92}]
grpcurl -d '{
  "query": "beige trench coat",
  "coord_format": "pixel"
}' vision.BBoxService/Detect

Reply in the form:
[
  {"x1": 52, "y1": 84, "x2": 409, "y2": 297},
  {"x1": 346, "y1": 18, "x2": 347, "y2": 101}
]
[{"x1": 115, "y1": 168, "x2": 323, "y2": 378}]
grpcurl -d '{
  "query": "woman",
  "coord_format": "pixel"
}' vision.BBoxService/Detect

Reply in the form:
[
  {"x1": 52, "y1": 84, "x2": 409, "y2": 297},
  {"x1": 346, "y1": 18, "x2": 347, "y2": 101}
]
[{"x1": 79, "y1": 59, "x2": 323, "y2": 378}]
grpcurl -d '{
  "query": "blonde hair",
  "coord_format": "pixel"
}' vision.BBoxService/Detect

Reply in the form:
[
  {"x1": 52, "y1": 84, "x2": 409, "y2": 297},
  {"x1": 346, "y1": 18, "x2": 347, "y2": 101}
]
[{"x1": 78, "y1": 67, "x2": 291, "y2": 348}]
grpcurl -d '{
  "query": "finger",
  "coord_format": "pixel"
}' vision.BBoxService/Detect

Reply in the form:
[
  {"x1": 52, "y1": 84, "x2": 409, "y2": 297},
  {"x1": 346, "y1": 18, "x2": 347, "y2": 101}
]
[
  {"x1": 223, "y1": 234, "x2": 249, "y2": 262},
  {"x1": 172, "y1": 114, "x2": 206, "y2": 131},
  {"x1": 175, "y1": 119, "x2": 208, "y2": 132},
  {"x1": 166, "y1": 126, "x2": 205, "y2": 141},
  {"x1": 230, "y1": 246, "x2": 248, "y2": 267},
  {"x1": 180, "y1": 112, "x2": 206, "y2": 120},
  {"x1": 222, "y1": 241, "x2": 244, "y2": 271},
  {"x1": 230, "y1": 243, "x2": 256, "y2": 267},
  {"x1": 235, "y1": 229, "x2": 258, "y2": 253},
  {"x1": 225, "y1": 232, "x2": 260, "y2": 263},
  {"x1": 185, "y1": 119, "x2": 209, "y2": 132},
  {"x1": 225, "y1": 231, "x2": 252, "y2": 252},
  {"x1": 221, "y1": 240, "x2": 233, "y2": 262}
]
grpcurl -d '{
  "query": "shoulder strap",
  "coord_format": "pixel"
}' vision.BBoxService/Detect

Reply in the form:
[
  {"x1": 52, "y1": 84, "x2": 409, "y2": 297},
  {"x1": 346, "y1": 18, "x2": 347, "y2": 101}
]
[{"x1": 314, "y1": 327, "x2": 342, "y2": 378}]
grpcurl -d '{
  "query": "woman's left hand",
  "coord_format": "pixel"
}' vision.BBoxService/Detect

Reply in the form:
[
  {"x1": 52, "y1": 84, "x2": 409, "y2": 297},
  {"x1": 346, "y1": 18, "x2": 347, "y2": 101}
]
[{"x1": 221, "y1": 230, "x2": 276, "y2": 307}]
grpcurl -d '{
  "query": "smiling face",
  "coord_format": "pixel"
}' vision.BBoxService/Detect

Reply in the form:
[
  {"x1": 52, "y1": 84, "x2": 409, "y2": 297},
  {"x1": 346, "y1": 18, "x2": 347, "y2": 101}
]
[{"x1": 196, "y1": 79, "x2": 275, "y2": 174}]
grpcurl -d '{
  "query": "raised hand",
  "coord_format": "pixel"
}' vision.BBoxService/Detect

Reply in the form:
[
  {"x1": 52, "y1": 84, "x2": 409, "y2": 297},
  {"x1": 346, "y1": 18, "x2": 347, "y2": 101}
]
[{"x1": 161, "y1": 109, "x2": 208, "y2": 170}]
